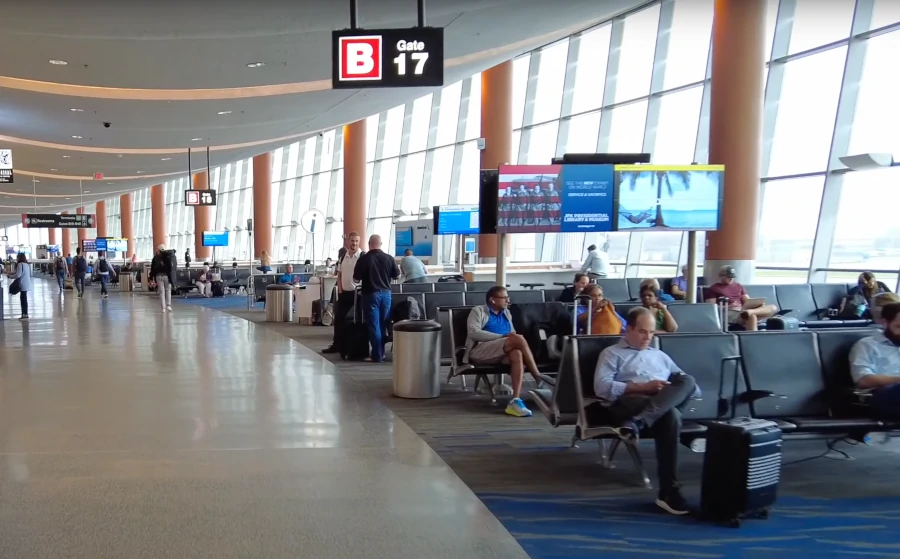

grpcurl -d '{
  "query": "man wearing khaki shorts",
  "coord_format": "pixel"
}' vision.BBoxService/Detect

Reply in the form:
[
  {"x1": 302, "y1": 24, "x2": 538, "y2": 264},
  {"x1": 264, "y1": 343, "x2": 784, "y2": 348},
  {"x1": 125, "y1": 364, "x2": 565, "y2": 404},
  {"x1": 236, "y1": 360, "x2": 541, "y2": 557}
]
[{"x1": 465, "y1": 286, "x2": 544, "y2": 417}]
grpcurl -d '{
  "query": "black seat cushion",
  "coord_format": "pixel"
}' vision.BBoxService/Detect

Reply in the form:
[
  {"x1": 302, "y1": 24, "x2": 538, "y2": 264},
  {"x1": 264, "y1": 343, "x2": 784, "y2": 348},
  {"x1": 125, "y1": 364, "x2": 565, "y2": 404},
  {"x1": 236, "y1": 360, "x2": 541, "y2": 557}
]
[
  {"x1": 774, "y1": 284, "x2": 821, "y2": 322},
  {"x1": 423, "y1": 292, "x2": 465, "y2": 320},
  {"x1": 786, "y1": 417, "x2": 880, "y2": 431},
  {"x1": 596, "y1": 279, "x2": 631, "y2": 303},
  {"x1": 816, "y1": 328, "x2": 880, "y2": 415},
  {"x1": 508, "y1": 289, "x2": 545, "y2": 304},
  {"x1": 626, "y1": 278, "x2": 643, "y2": 301},
  {"x1": 811, "y1": 283, "x2": 848, "y2": 313}
]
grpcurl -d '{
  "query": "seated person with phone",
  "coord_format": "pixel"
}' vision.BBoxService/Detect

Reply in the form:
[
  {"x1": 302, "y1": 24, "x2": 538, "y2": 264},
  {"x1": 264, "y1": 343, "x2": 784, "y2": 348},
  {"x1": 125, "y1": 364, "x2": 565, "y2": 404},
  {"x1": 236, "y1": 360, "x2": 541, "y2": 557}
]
[{"x1": 704, "y1": 265, "x2": 777, "y2": 331}]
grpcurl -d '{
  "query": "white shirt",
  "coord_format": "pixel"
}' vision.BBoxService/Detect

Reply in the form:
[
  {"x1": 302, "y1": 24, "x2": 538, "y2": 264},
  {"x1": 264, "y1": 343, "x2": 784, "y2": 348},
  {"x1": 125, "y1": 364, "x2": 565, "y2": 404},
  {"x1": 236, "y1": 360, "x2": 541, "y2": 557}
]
[
  {"x1": 339, "y1": 249, "x2": 362, "y2": 292},
  {"x1": 581, "y1": 250, "x2": 609, "y2": 276}
]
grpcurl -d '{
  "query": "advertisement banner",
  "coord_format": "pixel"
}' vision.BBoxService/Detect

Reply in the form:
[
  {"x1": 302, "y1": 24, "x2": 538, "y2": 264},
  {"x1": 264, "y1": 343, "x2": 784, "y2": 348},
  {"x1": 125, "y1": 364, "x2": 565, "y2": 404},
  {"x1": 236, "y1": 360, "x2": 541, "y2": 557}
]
[{"x1": 0, "y1": 149, "x2": 12, "y2": 184}]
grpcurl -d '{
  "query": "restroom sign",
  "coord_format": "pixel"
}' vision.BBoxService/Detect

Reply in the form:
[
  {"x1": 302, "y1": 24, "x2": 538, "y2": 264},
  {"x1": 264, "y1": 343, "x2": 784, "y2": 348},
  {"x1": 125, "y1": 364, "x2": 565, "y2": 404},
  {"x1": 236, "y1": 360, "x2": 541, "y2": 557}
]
[{"x1": 333, "y1": 27, "x2": 444, "y2": 89}]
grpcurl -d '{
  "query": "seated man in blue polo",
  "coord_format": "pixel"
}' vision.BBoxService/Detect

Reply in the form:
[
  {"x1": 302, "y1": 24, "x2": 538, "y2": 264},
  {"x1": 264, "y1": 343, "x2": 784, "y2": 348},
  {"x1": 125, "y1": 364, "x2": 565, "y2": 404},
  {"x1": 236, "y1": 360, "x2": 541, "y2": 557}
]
[
  {"x1": 278, "y1": 264, "x2": 299, "y2": 285},
  {"x1": 850, "y1": 300, "x2": 900, "y2": 419},
  {"x1": 589, "y1": 306, "x2": 699, "y2": 516},
  {"x1": 465, "y1": 286, "x2": 544, "y2": 418}
]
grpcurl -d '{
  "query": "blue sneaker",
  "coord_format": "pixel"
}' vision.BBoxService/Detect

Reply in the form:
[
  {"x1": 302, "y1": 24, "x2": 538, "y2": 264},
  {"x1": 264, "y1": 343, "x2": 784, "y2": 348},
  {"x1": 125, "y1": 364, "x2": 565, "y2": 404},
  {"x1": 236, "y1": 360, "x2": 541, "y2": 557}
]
[{"x1": 505, "y1": 398, "x2": 533, "y2": 417}]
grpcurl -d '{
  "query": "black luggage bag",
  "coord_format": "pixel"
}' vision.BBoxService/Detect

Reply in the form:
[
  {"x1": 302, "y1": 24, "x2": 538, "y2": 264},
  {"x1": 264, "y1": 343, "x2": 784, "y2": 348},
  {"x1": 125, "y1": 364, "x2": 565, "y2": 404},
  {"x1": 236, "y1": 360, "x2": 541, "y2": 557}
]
[
  {"x1": 211, "y1": 281, "x2": 225, "y2": 297},
  {"x1": 341, "y1": 289, "x2": 370, "y2": 361}
]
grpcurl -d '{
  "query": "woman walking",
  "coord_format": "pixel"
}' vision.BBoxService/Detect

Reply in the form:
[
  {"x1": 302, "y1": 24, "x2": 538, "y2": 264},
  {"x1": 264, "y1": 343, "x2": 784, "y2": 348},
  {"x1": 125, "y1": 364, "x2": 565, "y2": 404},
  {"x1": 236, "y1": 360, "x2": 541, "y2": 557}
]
[{"x1": 8, "y1": 253, "x2": 32, "y2": 320}]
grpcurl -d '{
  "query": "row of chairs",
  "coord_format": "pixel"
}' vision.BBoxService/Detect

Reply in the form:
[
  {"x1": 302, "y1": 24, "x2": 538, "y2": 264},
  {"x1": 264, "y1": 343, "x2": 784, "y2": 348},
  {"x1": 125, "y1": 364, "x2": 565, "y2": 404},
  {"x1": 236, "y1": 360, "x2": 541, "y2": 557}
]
[
  {"x1": 390, "y1": 281, "x2": 498, "y2": 294},
  {"x1": 528, "y1": 328, "x2": 896, "y2": 486}
]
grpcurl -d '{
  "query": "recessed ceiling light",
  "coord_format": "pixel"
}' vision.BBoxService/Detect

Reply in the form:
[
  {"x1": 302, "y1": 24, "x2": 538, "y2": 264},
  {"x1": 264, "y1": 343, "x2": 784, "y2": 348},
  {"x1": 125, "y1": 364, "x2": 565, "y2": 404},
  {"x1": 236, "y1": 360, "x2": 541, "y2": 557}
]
[
  {"x1": 70, "y1": 108, "x2": 83, "y2": 112},
  {"x1": 62, "y1": 155, "x2": 71, "y2": 158},
  {"x1": 65, "y1": 197, "x2": 71, "y2": 200},
  {"x1": 161, "y1": 157, "x2": 171, "y2": 161},
  {"x1": 33, "y1": 180, "x2": 40, "y2": 183},
  {"x1": 246, "y1": 62, "x2": 266, "y2": 68},
  {"x1": 49, "y1": 59, "x2": 68, "y2": 65},
  {"x1": 84, "y1": 190, "x2": 90, "y2": 193},
  {"x1": 136, "y1": 171, "x2": 143, "y2": 174},
  {"x1": 107, "y1": 182, "x2": 113, "y2": 185},
  {"x1": 217, "y1": 111, "x2": 232, "y2": 115},
  {"x1": 71, "y1": 135, "x2": 83, "y2": 139},
  {"x1": 191, "y1": 137, "x2": 204, "y2": 141},
  {"x1": 50, "y1": 168, "x2": 58, "y2": 171}
]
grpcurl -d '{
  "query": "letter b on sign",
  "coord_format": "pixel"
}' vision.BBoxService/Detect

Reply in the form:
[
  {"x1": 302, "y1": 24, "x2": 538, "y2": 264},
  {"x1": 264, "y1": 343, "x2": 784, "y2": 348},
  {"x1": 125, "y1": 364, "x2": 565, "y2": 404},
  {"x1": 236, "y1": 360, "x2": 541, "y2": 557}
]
[{"x1": 339, "y1": 36, "x2": 382, "y2": 81}]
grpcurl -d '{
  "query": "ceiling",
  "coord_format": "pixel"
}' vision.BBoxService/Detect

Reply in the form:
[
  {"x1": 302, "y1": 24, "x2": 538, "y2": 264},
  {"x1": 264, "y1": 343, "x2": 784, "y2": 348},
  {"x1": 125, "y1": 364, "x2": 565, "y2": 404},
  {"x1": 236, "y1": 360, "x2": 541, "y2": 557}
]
[{"x1": 0, "y1": 0, "x2": 642, "y2": 223}]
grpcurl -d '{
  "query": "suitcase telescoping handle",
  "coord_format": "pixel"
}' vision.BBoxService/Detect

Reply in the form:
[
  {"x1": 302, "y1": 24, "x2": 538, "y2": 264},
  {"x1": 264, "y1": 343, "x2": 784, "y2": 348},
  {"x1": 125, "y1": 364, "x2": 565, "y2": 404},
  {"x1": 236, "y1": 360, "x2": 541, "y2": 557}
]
[
  {"x1": 573, "y1": 294, "x2": 594, "y2": 335},
  {"x1": 717, "y1": 355, "x2": 742, "y2": 419}
]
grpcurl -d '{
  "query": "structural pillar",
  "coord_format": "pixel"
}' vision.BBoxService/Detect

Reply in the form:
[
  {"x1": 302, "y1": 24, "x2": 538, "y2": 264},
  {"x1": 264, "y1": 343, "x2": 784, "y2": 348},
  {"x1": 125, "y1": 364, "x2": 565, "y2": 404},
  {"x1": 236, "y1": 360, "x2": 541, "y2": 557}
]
[
  {"x1": 252, "y1": 152, "x2": 273, "y2": 259},
  {"x1": 76, "y1": 207, "x2": 86, "y2": 249},
  {"x1": 478, "y1": 60, "x2": 513, "y2": 262},
  {"x1": 120, "y1": 193, "x2": 134, "y2": 257},
  {"x1": 96, "y1": 200, "x2": 108, "y2": 239},
  {"x1": 48, "y1": 228, "x2": 58, "y2": 246},
  {"x1": 704, "y1": 0, "x2": 767, "y2": 283},
  {"x1": 192, "y1": 171, "x2": 212, "y2": 260},
  {"x1": 61, "y1": 211, "x2": 71, "y2": 256},
  {"x1": 150, "y1": 184, "x2": 167, "y2": 251},
  {"x1": 343, "y1": 119, "x2": 367, "y2": 242}
]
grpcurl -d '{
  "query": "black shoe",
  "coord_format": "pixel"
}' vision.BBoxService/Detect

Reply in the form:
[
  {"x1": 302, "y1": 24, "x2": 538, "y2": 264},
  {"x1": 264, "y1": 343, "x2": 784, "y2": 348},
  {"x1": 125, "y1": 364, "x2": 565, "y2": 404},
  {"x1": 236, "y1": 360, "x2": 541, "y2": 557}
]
[
  {"x1": 321, "y1": 345, "x2": 338, "y2": 354},
  {"x1": 656, "y1": 488, "x2": 690, "y2": 516},
  {"x1": 616, "y1": 419, "x2": 642, "y2": 444}
]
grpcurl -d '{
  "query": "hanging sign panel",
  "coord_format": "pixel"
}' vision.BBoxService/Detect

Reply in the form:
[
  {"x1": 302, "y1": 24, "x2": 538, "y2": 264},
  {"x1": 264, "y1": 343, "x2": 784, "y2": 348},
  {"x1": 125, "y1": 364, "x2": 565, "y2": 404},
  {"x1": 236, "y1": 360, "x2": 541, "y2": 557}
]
[
  {"x1": 332, "y1": 27, "x2": 444, "y2": 89},
  {"x1": 21, "y1": 213, "x2": 95, "y2": 228},
  {"x1": 0, "y1": 149, "x2": 13, "y2": 184},
  {"x1": 184, "y1": 189, "x2": 217, "y2": 206}
]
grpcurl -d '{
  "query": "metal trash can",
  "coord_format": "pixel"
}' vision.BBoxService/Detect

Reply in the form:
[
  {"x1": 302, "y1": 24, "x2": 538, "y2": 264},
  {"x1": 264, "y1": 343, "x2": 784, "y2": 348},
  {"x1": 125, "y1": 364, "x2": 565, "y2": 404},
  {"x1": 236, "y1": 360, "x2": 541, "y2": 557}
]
[
  {"x1": 119, "y1": 272, "x2": 134, "y2": 292},
  {"x1": 392, "y1": 319, "x2": 441, "y2": 399},
  {"x1": 265, "y1": 284, "x2": 293, "y2": 322}
]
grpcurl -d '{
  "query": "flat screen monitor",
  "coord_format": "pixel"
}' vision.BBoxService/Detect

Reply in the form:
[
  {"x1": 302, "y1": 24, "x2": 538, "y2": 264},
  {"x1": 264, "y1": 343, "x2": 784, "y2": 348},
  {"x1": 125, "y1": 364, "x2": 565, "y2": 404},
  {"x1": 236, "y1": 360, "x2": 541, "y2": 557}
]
[
  {"x1": 435, "y1": 205, "x2": 479, "y2": 235},
  {"x1": 202, "y1": 231, "x2": 229, "y2": 247},
  {"x1": 95, "y1": 238, "x2": 107, "y2": 252},
  {"x1": 106, "y1": 238, "x2": 128, "y2": 252},
  {"x1": 82, "y1": 239, "x2": 97, "y2": 252},
  {"x1": 478, "y1": 170, "x2": 499, "y2": 235},
  {"x1": 395, "y1": 227, "x2": 413, "y2": 247},
  {"x1": 496, "y1": 164, "x2": 615, "y2": 234},
  {"x1": 613, "y1": 165, "x2": 724, "y2": 231}
]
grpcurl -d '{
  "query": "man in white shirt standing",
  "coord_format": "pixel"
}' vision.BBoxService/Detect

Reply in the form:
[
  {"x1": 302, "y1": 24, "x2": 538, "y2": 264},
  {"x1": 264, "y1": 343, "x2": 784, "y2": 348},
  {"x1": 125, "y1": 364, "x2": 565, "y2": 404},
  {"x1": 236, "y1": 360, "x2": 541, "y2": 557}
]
[
  {"x1": 581, "y1": 243, "x2": 609, "y2": 279},
  {"x1": 322, "y1": 232, "x2": 363, "y2": 354}
]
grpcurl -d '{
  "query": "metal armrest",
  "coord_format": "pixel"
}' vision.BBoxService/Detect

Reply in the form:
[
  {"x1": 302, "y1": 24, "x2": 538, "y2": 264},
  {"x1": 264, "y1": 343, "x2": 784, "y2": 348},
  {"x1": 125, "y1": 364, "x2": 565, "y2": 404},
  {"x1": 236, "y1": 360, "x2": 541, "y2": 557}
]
[
  {"x1": 849, "y1": 388, "x2": 874, "y2": 404},
  {"x1": 740, "y1": 390, "x2": 787, "y2": 403}
]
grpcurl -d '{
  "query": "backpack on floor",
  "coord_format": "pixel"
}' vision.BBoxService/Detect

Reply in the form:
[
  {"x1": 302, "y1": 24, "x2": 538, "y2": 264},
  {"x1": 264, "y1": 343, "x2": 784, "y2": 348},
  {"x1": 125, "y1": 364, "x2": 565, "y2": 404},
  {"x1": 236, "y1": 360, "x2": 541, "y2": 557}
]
[{"x1": 211, "y1": 281, "x2": 225, "y2": 297}]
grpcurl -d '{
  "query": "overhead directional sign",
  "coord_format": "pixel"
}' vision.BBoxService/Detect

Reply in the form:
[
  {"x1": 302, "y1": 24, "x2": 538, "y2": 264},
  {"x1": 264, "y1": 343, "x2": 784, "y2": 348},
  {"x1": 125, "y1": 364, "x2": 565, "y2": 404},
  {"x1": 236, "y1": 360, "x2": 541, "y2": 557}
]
[
  {"x1": 22, "y1": 213, "x2": 95, "y2": 228},
  {"x1": 0, "y1": 149, "x2": 13, "y2": 183},
  {"x1": 184, "y1": 189, "x2": 216, "y2": 206},
  {"x1": 332, "y1": 27, "x2": 443, "y2": 89}
]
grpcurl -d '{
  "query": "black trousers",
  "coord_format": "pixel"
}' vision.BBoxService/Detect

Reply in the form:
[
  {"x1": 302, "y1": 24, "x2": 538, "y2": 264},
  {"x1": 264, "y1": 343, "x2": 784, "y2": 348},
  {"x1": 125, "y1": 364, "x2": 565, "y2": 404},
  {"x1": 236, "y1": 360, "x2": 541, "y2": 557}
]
[
  {"x1": 332, "y1": 291, "x2": 356, "y2": 346},
  {"x1": 586, "y1": 373, "x2": 696, "y2": 493},
  {"x1": 19, "y1": 291, "x2": 28, "y2": 316}
]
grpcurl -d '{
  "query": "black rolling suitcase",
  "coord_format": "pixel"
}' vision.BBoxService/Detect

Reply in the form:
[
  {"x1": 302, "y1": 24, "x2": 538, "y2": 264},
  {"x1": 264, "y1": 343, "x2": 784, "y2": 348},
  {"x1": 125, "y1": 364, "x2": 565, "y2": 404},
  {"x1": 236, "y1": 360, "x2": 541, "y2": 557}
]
[{"x1": 341, "y1": 289, "x2": 370, "y2": 361}]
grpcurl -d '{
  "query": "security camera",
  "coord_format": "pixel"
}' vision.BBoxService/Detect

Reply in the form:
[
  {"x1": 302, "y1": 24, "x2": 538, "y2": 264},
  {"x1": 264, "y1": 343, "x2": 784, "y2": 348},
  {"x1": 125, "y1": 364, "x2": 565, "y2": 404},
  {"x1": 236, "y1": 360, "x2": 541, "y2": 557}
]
[
  {"x1": 103, "y1": 122, "x2": 111, "y2": 128},
  {"x1": 318, "y1": 132, "x2": 323, "y2": 137}
]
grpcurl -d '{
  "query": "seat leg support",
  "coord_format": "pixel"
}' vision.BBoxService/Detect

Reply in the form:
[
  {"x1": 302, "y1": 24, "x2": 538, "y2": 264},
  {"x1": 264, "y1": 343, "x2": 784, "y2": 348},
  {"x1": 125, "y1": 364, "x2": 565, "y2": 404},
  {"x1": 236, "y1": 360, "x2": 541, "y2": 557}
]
[
  {"x1": 598, "y1": 439, "x2": 616, "y2": 468},
  {"x1": 624, "y1": 442, "x2": 652, "y2": 489}
]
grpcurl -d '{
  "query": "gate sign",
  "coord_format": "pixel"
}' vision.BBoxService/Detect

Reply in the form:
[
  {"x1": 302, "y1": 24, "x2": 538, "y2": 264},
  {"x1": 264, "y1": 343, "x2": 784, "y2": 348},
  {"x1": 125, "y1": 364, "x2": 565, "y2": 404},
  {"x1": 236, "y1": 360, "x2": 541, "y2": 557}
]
[
  {"x1": 0, "y1": 149, "x2": 13, "y2": 183},
  {"x1": 184, "y1": 189, "x2": 216, "y2": 206},
  {"x1": 332, "y1": 27, "x2": 444, "y2": 89}
]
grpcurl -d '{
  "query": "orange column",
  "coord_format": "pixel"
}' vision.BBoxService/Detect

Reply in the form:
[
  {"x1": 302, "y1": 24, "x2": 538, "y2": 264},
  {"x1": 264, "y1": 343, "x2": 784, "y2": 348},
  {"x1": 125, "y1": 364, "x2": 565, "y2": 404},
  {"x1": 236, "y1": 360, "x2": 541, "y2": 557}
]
[
  {"x1": 252, "y1": 152, "x2": 273, "y2": 258},
  {"x1": 343, "y1": 120, "x2": 367, "y2": 241},
  {"x1": 96, "y1": 200, "x2": 108, "y2": 239},
  {"x1": 150, "y1": 184, "x2": 167, "y2": 251},
  {"x1": 76, "y1": 207, "x2": 86, "y2": 249},
  {"x1": 192, "y1": 171, "x2": 212, "y2": 260},
  {"x1": 704, "y1": 0, "x2": 767, "y2": 282},
  {"x1": 48, "y1": 228, "x2": 58, "y2": 246},
  {"x1": 120, "y1": 193, "x2": 134, "y2": 257},
  {"x1": 479, "y1": 61, "x2": 513, "y2": 261},
  {"x1": 61, "y1": 211, "x2": 72, "y2": 256}
]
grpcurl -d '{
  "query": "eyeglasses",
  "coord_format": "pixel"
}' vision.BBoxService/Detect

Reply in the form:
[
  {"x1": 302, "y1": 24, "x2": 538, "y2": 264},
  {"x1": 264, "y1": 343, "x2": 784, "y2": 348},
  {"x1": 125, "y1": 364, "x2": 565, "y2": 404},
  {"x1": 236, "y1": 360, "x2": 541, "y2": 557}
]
[{"x1": 494, "y1": 295, "x2": 509, "y2": 300}]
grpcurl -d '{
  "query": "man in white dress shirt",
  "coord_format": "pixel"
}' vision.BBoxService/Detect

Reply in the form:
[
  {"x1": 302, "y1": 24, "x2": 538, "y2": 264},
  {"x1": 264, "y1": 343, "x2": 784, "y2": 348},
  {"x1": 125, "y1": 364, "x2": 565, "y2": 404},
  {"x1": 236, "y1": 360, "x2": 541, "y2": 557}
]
[{"x1": 322, "y1": 232, "x2": 364, "y2": 354}]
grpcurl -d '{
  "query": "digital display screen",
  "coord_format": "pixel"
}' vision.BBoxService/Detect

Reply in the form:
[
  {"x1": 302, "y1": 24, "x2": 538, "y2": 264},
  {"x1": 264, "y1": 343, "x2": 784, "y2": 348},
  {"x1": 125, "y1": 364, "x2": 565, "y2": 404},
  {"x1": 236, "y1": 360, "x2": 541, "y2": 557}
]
[
  {"x1": 497, "y1": 164, "x2": 614, "y2": 234},
  {"x1": 464, "y1": 238, "x2": 476, "y2": 253},
  {"x1": 395, "y1": 227, "x2": 413, "y2": 247},
  {"x1": 614, "y1": 165, "x2": 724, "y2": 231},
  {"x1": 202, "y1": 231, "x2": 229, "y2": 247},
  {"x1": 436, "y1": 205, "x2": 479, "y2": 235},
  {"x1": 82, "y1": 239, "x2": 97, "y2": 252},
  {"x1": 106, "y1": 239, "x2": 128, "y2": 252}
]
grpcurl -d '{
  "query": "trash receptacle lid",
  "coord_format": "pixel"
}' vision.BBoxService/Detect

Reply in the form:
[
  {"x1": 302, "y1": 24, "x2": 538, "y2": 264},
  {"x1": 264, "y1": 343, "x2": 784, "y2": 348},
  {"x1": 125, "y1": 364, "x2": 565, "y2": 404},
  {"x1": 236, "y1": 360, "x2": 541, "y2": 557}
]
[
  {"x1": 266, "y1": 284, "x2": 293, "y2": 291},
  {"x1": 393, "y1": 319, "x2": 441, "y2": 332}
]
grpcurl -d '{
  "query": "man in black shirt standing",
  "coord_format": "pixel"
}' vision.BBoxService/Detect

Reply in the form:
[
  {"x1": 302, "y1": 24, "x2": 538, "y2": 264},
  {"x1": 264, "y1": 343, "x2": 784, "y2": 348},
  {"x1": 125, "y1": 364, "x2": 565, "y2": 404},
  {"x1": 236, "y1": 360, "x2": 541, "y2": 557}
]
[{"x1": 353, "y1": 234, "x2": 401, "y2": 363}]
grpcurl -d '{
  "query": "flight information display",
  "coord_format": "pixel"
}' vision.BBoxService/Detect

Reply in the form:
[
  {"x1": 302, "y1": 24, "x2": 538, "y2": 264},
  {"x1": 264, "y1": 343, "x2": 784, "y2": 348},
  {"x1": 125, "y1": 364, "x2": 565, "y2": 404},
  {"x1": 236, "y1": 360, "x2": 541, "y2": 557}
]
[
  {"x1": 435, "y1": 205, "x2": 479, "y2": 235},
  {"x1": 496, "y1": 164, "x2": 614, "y2": 234},
  {"x1": 202, "y1": 231, "x2": 229, "y2": 247}
]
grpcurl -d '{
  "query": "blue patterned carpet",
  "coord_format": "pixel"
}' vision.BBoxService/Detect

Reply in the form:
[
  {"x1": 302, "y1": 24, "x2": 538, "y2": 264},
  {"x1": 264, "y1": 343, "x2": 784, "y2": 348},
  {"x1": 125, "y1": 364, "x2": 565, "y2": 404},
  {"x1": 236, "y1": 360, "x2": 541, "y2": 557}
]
[{"x1": 481, "y1": 493, "x2": 900, "y2": 558}]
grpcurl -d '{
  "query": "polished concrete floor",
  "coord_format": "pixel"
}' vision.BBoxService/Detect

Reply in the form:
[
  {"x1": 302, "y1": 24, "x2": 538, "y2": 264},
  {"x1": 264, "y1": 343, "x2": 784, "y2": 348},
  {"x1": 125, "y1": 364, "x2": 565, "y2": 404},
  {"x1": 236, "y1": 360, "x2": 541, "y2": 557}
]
[{"x1": 0, "y1": 278, "x2": 528, "y2": 558}]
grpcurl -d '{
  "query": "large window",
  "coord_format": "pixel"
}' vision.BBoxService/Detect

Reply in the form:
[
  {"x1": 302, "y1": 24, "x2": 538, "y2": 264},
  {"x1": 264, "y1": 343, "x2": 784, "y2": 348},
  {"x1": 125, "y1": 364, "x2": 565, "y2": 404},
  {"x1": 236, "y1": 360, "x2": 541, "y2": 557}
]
[{"x1": 56, "y1": 0, "x2": 893, "y2": 290}]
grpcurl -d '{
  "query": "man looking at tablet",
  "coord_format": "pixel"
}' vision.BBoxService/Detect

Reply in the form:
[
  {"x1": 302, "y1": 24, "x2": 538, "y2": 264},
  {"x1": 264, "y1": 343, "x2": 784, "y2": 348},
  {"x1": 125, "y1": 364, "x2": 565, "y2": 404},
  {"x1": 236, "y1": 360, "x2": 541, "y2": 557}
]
[{"x1": 705, "y1": 265, "x2": 777, "y2": 331}]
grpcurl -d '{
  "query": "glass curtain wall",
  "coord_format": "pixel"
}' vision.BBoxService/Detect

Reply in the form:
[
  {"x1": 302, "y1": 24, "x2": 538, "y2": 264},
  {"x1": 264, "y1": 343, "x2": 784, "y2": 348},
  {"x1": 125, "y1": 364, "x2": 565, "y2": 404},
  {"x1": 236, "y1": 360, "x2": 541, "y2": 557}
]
[{"x1": 10, "y1": 0, "x2": 898, "y2": 288}]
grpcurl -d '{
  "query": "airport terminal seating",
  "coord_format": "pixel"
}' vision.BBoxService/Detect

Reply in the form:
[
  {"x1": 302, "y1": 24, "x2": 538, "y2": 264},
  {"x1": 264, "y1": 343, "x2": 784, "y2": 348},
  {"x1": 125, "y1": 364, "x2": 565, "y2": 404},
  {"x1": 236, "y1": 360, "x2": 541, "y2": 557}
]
[{"x1": 527, "y1": 328, "x2": 894, "y2": 487}]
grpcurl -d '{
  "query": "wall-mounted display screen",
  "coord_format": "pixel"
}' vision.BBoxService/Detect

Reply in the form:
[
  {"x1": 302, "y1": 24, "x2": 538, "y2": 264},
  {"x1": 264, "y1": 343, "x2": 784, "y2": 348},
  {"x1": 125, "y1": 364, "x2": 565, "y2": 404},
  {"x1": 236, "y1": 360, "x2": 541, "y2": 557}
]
[
  {"x1": 435, "y1": 205, "x2": 479, "y2": 235},
  {"x1": 614, "y1": 165, "x2": 724, "y2": 231},
  {"x1": 202, "y1": 231, "x2": 229, "y2": 247},
  {"x1": 106, "y1": 239, "x2": 128, "y2": 252},
  {"x1": 82, "y1": 239, "x2": 97, "y2": 252},
  {"x1": 395, "y1": 227, "x2": 413, "y2": 247},
  {"x1": 496, "y1": 164, "x2": 614, "y2": 234}
]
